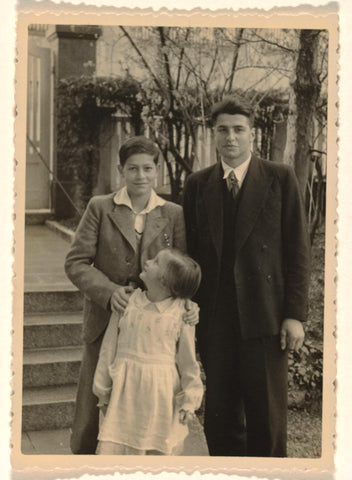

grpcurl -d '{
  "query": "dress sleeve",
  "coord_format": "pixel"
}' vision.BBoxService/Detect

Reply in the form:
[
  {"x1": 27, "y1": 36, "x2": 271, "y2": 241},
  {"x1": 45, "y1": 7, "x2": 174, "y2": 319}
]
[
  {"x1": 175, "y1": 322, "x2": 204, "y2": 413},
  {"x1": 92, "y1": 311, "x2": 121, "y2": 406}
]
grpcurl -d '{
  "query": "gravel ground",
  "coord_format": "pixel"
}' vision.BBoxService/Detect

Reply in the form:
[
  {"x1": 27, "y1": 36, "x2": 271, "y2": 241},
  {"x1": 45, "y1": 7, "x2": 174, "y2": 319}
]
[{"x1": 287, "y1": 407, "x2": 322, "y2": 458}]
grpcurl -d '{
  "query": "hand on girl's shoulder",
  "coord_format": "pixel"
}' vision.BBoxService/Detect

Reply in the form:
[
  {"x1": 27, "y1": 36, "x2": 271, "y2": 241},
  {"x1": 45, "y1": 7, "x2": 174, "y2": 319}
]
[{"x1": 182, "y1": 299, "x2": 199, "y2": 326}]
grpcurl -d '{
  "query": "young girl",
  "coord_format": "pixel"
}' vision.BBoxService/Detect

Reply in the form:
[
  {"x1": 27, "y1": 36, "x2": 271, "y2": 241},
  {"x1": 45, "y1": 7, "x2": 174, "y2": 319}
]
[{"x1": 93, "y1": 248, "x2": 203, "y2": 455}]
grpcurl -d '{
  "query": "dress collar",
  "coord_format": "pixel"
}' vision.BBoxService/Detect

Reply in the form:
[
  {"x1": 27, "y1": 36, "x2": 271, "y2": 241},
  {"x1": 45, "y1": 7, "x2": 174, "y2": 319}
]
[{"x1": 134, "y1": 288, "x2": 178, "y2": 313}]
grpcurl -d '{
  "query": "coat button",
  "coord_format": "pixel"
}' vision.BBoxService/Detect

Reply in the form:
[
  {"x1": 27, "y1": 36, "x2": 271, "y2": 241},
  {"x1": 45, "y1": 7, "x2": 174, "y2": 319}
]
[
  {"x1": 267, "y1": 274, "x2": 272, "y2": 282},
  {"x1": 262, "y1": 244, "x2": 268, "y2": 251}
]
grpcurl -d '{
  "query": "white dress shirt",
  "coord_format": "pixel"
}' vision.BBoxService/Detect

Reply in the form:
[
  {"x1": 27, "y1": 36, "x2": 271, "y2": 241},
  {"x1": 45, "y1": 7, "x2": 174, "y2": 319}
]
[{"x1": 221, "y1": 155, "x2": 251, "y2": 188}]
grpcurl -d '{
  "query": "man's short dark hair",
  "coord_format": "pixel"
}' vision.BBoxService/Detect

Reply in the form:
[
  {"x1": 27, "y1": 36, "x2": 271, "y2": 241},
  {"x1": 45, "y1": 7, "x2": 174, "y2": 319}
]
[
  {"x1": 210, "y1": 96, "x2": 254, "y2": 127},
  {"x1": 119, "y1": 136, "x2": 160, "y2": 167}
]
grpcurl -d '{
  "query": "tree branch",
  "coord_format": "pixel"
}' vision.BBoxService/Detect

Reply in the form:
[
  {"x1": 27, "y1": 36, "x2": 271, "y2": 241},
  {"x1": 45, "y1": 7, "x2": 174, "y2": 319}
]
[
  {"x1": 176, "y1": 28, "x2": 191, "y2": 90},
  {"x1": 249, "y1": 30, "x2": 297, "y2": 54},
  {"x1": 119, "y1": 26, "x2": 163, "y2": 91},
  {"x1": 227, "y1": 28, "x2": 244, "y2": 93}
]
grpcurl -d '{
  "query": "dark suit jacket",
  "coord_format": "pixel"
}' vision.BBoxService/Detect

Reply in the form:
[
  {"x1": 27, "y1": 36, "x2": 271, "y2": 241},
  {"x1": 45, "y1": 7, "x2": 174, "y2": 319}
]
[
  {"x1": 183, "y1": 156, "x2": 311, "y2": 350},
  {"x1": 65, "y1": 192, "x2": 186, "y2": 344}
]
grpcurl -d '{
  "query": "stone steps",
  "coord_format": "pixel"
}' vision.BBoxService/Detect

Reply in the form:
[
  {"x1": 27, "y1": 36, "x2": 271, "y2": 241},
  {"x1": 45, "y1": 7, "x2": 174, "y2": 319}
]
[
  {"x1": 23, "y1": 345, "x2": 83, "y2": 389},
  {"x1": 22, "y1": 384, "x2": 77, "y2": 432},
  {"x1": 24, "y1": 288, "x2": 83, "y2": 314},
  {"x1": 24, "y1": 312, "x2": 83, "y2": 349},
  {"x1": 22, "y1": 284, "x2": 84, "y2": 431},
  {"x1": 25, "y1": 211, "x2": 54, "y2": 226}
]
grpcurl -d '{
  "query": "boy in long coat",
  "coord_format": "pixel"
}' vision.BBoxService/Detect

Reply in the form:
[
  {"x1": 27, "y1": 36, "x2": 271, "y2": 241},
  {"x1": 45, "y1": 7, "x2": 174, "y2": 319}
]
[{"x1": 65, "y1": 136, "x2": 188, "y2": 454}]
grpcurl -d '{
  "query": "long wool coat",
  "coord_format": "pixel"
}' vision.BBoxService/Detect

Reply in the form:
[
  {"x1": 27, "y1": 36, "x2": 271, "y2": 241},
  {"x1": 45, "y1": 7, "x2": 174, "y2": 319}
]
[{"x1": 65, "y1": 193, "x2": 186, "y2": 345}]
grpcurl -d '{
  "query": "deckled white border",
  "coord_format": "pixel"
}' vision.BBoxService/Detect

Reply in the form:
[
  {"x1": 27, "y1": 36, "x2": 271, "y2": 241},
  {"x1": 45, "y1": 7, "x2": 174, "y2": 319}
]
[
  {"x1": 335, "y1": 3, "x2": 352, "y2": 480},
  {"x1": 2, "y1": 0, "x2": 352, "y2": 479}
]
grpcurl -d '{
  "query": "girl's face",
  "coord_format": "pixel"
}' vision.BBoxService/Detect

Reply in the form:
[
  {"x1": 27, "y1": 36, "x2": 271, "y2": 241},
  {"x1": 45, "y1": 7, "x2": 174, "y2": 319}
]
[
  {"x1": 140, "y1": 251, "x2": 169, "y2": 291},
  {"x1": 119, "y1": 154, "x2": 159, "y2": 199}
]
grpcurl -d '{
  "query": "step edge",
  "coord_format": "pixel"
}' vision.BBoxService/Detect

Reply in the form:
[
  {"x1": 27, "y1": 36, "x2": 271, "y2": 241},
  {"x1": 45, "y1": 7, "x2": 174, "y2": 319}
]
[
  {"x1": 22, "y1": 385, "x2": 77, "y2": 406},
  {"x1": 23, "y1": 345, "x2": 83, "y2": 365},
  {"x1": 24, "y1": 313, "x2": 83, "y2": 326},
  {"x1": 24, "y1": 285, "x2": 79, "y2": 293}
]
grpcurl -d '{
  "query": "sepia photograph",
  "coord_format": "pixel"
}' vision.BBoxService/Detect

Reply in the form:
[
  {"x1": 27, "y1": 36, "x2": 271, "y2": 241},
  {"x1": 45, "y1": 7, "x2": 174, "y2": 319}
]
[{"x1": 11, "y1": 6, "x2": 338, "y2": 477}]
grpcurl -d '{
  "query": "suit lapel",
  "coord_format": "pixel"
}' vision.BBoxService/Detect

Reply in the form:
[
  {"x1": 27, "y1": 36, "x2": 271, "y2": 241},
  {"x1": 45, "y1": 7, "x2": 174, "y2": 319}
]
[
  {"x1": 234, "y1": 156, "x2": 274, "y2": 257},
  {"x1": 141, "y1": 207, "x2": 168, "y2": 252},
  {"x1": 108, "y1": 205, "x2": 137, "y2": 252},
  {"x1": 203, "y1": 162, "x2": 224, "y2": 260}
]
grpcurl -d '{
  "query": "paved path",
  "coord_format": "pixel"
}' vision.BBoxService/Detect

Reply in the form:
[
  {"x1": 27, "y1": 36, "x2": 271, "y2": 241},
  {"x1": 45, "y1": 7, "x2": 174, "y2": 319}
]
[
  {"x1": 24, "y1": 224, "x2": 74, "y2": 291},
  {"x1": 22, "y1": 417, "x2": 209, "y2": 456},
  {"x1": 22, "y1": 224, "x2": 209, "y2": 456}
]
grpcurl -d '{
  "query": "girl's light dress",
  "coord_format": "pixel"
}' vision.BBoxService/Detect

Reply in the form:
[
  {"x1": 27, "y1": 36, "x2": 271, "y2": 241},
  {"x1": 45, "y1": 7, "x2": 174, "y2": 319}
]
[{"x1": 93, "y1": 288, "x2": 203, "y2": 455}]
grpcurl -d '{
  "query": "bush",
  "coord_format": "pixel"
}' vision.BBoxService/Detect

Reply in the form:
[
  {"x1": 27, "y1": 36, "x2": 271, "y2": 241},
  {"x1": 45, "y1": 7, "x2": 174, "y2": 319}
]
[
  {"x1": 288, "y1": 224, "x2": 324, "y2": 409},
  {"x1": 56, "y1": 75, "x2": 144, "y2": 215}
]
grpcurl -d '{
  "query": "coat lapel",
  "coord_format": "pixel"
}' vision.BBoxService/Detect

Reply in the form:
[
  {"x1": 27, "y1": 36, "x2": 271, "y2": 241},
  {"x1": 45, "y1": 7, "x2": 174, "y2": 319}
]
[
  {"x1": 108, "y1": 205, "x2": 137, "y2": 252},
  {"x1": 141, "y1": 207, "x2": 168, "y2": 252},
  {"x1": 234, "y1": 156, "x2": 274, "y2": 257},
  {"x1": 203, "y1": 162, "x2": 224, "y2": 260}
]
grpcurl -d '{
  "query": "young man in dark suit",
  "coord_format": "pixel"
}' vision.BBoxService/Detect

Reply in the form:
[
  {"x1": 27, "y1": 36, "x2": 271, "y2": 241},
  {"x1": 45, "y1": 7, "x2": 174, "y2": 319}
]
[{"x1": 183, "y1": 97, "x2": 311, "y2": 457}]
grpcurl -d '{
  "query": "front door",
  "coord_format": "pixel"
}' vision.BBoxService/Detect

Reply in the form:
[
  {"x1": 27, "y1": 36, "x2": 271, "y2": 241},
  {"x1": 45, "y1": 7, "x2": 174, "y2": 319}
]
[{"x1": 26, "y1": 42, "x2": 51, "y2": 210}]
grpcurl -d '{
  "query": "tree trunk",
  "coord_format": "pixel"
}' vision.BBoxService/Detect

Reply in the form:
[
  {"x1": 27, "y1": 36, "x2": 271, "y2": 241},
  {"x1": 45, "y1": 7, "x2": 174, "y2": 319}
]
[
  {"x1": 284, "y1": 30, "x2": 321, "y2": 200},
  {"x1": 283, "y1": 87, "x2": 297, "y2": 169}
]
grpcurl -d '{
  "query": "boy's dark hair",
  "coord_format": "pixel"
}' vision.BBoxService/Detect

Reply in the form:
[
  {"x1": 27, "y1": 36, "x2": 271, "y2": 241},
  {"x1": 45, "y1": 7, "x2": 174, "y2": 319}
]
[
  {"x1": 119, "y1": 136, "x2": 160, "y2": 167},
  {"x1": 210, "y1": 96, "x2": 254, "y2": 127},
  {"x1": 162, "y1": 249, "x2": 202, "y2": 300}
]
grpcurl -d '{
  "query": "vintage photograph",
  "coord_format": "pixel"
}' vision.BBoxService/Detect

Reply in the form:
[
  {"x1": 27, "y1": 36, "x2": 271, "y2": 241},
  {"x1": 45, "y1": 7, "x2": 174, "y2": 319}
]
[{"x1": 12, "y1": 8, "x2": 338, "y2": 476}]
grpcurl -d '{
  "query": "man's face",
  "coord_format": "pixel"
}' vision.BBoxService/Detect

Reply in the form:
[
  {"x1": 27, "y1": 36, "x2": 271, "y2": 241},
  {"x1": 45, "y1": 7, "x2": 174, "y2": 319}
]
[{"x1": 214, "y1": 113, "x2": 255, "y2": 167}]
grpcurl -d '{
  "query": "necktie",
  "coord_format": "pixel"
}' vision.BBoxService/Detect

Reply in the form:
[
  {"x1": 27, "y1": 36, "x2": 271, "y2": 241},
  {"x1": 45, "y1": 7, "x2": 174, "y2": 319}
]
[{"x1": 227, "y1": 170, "x2": 240, "y2": 199}]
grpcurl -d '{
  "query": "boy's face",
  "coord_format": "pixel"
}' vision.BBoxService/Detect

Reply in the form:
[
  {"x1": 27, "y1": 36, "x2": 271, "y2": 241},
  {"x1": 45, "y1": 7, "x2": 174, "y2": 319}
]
[
  {"x1": 119, "y1": 153, "x2": 159, "y2": 199},
  {"x1": 140, "y1": 251, "x2": 169, "y2": 290}
]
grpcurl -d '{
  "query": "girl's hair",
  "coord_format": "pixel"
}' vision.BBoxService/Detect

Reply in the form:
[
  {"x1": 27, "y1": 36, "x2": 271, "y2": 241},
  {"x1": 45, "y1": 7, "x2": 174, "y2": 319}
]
[
  {"x1": 210, "y1": 96, "x2": 254, "y2": 127},
  {"x1": 161, "y1": 249, "x2": 202, "y2": 300},
  {"x1": 119, "y1": 136, "x2": 160, "y2": 167}
]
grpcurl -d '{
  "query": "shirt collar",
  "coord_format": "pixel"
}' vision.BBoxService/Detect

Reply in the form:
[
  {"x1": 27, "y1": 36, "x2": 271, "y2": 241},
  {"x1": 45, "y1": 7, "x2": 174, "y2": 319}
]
[
  {"x1": 221, "y1": 155, "x2": 251, "y2": 185},
  {"x1": 113, "y1": 186, "x2": 166, "y2": 214}
]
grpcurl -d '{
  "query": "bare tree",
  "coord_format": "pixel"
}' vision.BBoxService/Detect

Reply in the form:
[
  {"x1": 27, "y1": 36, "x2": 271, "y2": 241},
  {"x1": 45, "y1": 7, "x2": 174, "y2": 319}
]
[
  {"x1": 283, "y1": 30, "x2": 323, "y2": 193},
  {"x1": 113, "y1": 26, "x2": 327, "y2": 208}
]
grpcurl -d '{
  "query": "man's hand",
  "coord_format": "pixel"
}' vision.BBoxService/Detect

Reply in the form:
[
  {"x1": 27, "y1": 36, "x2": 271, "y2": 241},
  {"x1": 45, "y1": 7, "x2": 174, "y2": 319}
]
[
  {"x1": 179, "y1": 409, "x2": 194, "y2": 425},
  {"x1": 280, "y1": 318, "x2": 305, "y2": 351},
  {"x1": 110, "y1": 285, "x2": 135, "y2": 313},
  {"x1": 183, "y1": 300, "x2": 199, "y2": 326}
]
